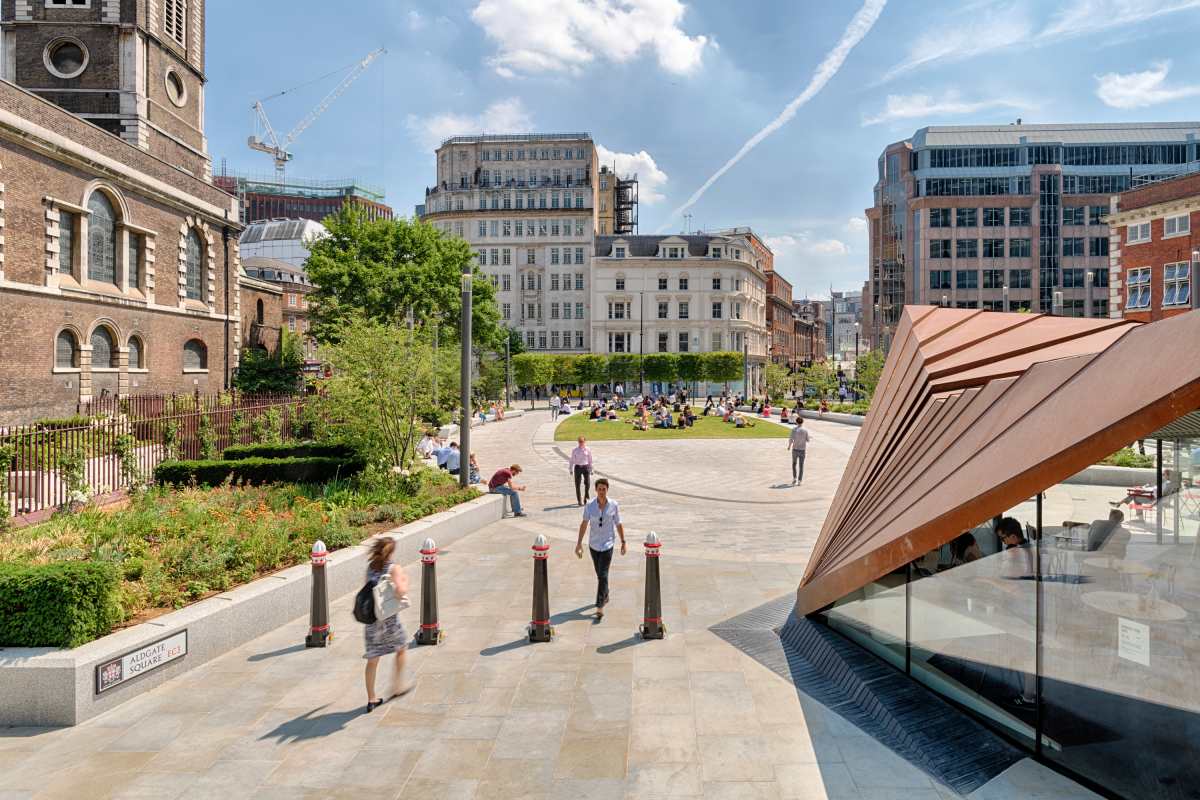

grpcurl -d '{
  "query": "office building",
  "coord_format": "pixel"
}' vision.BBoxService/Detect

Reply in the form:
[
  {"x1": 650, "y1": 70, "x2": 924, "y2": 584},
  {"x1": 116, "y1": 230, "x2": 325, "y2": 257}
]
[
  {"x1": 765, "y1": 272, "x2": 795, "y2": 368},
  {"x1": 794, "y1": 299, "x2": 827, "y2": 363},
  {"x1": 214, "y1": 171, "x2": 392, "y2": 226},
  {"x1": 596, "y1": 165, "x2": 638, "y2": 236},
  {"x1": 1106, "y1": 171, "x2": 1199, "y2": 321},
  {"x1": 865, "y1": 122, "x2": 1200, "y2": 350},
  {"x1": 0, "y1": 0, "x2": 247, "y2": 425},
  {"x1": 238, "y1": 218, "x2": 328, "y2": 268},
  {"x1": 422, "y1": 133, "x2": 598, "y2": 353},
  {"x1": 591, "y1": 233, "x2": 769, "y2": 394},
  {"x1": 831, "y1": 289, "x2": 863, "y2": 362}
]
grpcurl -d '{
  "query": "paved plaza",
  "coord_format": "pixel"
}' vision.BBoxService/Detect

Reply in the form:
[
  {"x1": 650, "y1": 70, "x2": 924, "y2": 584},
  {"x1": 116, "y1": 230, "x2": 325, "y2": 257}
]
[{"x1": 0, "y1": 411, "x2": 1100, "y2": 799}]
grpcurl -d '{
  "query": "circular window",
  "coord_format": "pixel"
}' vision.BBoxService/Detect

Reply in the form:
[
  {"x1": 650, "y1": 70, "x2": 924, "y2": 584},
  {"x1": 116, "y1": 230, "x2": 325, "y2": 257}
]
[
  {"x1": 164, "y1": 68, "x2": 187, "y2": 107},
  {"x1": 44, "y1": 37, "x2": 88, "y2": 79}
]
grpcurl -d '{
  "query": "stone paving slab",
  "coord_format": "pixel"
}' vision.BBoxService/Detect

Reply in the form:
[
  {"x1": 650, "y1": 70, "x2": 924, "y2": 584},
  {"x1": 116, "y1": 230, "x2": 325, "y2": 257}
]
[{"x1": 0, "y1": 410, "x2": 1099, "y2": 800}]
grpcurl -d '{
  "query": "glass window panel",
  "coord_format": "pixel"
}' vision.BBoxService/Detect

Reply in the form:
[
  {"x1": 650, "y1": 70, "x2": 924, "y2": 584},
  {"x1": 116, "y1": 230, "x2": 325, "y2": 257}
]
[
  {"x1": 58, "y1": 211, "x2": 76, "y2": 274},
  {"x1": 90, "y1": 327, "x2": 115, "y2": 368},
  {"x1": 87, "y1": 192, "x2": 116, "y2": 284},
  {"x1": 821, "y1": 565, "x2": 908, "y2": 670},
  {"x1": 185, "y1": 230, "x2": 203, "y2": 300}
]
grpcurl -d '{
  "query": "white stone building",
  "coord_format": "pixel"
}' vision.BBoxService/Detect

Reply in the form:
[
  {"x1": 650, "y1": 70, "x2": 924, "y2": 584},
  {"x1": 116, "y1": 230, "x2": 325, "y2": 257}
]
[
  {"x1": 422, "y1": 133, "x2": 598, "y2": 352},
  {"x1": 238, "y1": 218, "x2": 328, "y2": 269},
  {"x1": 591, "y1": 233, "x2": 770, "y2": 393}
]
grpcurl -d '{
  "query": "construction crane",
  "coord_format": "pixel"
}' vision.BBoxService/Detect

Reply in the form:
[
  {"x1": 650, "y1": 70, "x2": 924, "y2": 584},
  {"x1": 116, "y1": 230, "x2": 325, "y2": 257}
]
[{"x1": 248, "y1": 47, "x2": 385, "y2": 178}]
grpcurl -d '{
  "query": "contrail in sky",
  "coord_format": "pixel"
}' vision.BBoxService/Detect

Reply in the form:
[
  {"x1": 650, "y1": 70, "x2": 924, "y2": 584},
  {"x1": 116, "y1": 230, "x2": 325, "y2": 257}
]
[{"x1": 656, "y1": 0, "x2": 888, "y2": 233}]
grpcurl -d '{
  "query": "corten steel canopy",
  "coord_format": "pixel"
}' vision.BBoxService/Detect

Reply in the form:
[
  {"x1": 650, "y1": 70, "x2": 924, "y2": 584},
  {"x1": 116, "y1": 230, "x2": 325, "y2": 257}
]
[{"x1": 794, "y1": 306, "x2": 1200, "y2": 617}]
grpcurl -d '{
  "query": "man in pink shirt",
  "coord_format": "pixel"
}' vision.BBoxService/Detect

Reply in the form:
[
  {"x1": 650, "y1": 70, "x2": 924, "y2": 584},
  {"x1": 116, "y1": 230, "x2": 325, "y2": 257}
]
[{"x1": 568, "y1": 435, "x2": 593, "y2": 506}]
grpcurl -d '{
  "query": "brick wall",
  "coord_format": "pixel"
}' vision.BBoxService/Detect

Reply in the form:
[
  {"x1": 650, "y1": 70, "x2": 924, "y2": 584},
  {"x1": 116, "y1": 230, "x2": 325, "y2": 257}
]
[
  {"x1": 1115, "y1": 172, "x2": 1200, "y2": 213},
  {"x1": 1118, "y1": 209, "x2": 1198, "y2": 323}
]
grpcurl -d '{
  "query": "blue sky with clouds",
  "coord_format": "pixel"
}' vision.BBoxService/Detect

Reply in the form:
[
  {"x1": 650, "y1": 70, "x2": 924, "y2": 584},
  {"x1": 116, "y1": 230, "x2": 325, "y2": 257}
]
[{"x1": 205, "y1": 0, "x2": 1200, "y2": 298}]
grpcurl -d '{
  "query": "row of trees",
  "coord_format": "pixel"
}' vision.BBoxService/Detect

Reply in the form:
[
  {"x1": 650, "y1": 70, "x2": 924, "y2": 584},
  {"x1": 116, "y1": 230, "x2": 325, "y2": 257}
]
[
  {"x1": 509, "y1": 351, "x2": 745, "y2": 393},
  {"x1": 761, "y1": 350, "x2": 887, "y2": 404}
]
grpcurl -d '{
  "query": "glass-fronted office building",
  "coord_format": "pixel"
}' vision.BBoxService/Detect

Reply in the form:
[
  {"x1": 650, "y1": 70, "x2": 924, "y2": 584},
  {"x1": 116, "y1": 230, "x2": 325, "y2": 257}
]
[{"x1": 797, "y1": 306, "x2": 1200, "y2": 799}]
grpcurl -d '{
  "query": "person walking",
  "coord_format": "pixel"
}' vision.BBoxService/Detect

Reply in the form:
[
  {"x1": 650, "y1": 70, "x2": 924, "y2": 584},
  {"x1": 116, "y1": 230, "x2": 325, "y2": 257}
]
[
  {"x1": 488, "y1": 464, "x2": 527, "y2": 517},
  {"x1": 575, "y1": 478, "x2": 626, "y2": 620},
  {"x1": 363, "y1": 537, "x2": 412, "y2": 712},
  {"x1": 787, "y1": 418, "x2": 809, "y2": 486},
  {"x1": 550, "y1": 392, "x2": 562, "y2": 421},
  {"x1": 568, "y1": 435, "x2": 593, "y2": 506}
]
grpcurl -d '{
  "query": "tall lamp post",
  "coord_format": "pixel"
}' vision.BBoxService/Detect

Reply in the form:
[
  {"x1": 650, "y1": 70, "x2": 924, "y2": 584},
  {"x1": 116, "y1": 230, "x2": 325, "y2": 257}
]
[
  {"x1": 638, "y1": 287, "x2": 645, "y2": 398},
  {"x1": 459, "y1": 267, "x2": 472, "y2": 489},
  {"x1": 504, "y1": 333, "x2": 511, "y2": 408}
]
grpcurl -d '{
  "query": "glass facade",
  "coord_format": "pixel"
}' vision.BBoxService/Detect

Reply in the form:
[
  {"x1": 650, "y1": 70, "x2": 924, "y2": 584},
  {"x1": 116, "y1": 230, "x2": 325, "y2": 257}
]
[{"x1": 817, "y1": 425, "x2": 1200, "y2": 799}]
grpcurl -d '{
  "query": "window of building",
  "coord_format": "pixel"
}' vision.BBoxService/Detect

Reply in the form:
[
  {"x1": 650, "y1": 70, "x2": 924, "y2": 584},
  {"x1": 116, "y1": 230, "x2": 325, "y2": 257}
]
[
  {"x1": 184, "y1": 229, "x2": 203, "y2": 300},
  {"x1": 712, "y1": 276, "x2": 722, "y2": 290},
  {"x1": 1009, "y1": 208, "x2": 1031, "y2": 227},
  {"x1": 1009, "y1": 238, "x2": 1032, "y2": 258},
  {"x1": 87, "y1": 192, "x2": 117, "y2": 284},
  {"x1": 1164, "y1": 214, "x2": 1191, "y2": 237},
  {"x1": 608, "y1": 332, "x2": 628, "y2": 353},
  {"x1": 502, "y1": 303, "x2": 511, "y2": 320},
  {"x1": 551, "y1": 302, "x2": 559, "y2": 319},
  {"x1": 657, "y1": 302, "x2": 669, "y2": 319},
  {"x1": 490, "y1": 249, "x2": 499, "y2": 266},
  {"x1": 983, "y1": 269, "x2": 1004, "y2": 288},
  {"x1": 576, "y1": 273, "x2": 584, "y2": 290},
  {"x1": 183, "y1": 338, "x2": 207, "y2": 370},
  {"x1": 1095, "y1": 268, "x2": 1109, "y2": 288},
  {"x1": 658, "y1": 276, "x2": 668, "y2": 290},
  {"x1": 164, "y1": 68, "x2": 187, "y2": 107},
  {"x1": 1127, "y1": 267, "x2": 1152, "y2": 309},
  {"x1": 1126, "y1": 222, "x2": 1151, "y2": 244},
  {"x1": 929, "y1": 270, "x2": 952, "y2": 289},
  {"x1": 711, "y1": 331, "x2": 722, "y2": 351},
  {"x1": 678, "y1": 302, "x2": 689, "y2": 319},
  {"x1": 538, "y1": 332, "x2": 546, "y2": 349},
  {"x1": 982, "y1": 238, "x2": 1005, "y2": 258},
  {"x1": 1088, "y1": 206, "x2": 1105, "y2": 225},
  {"x1": 575, "y1": 247, "x2": 584, "y2": 263},
  {"x1": 929, "y1": 240, "x2": 951, "y2": 259},
  {"x1": 575, "y1": 302, "x2": 584, "y2": 319},
  {"x1": 1164, "y1": 262, "x2": 1191, "y2": 306},
  {"x1": 575, "y1": 330, "x2": 584, "y2": 349},
  {"x1": 551, "y1": 331, "x2": 560, "y2": 349},
  {"x1": 55, "y1": 329, "x2": 79, "y2": 369},
  {"x1": 615, "y1": 276, "x2": 625, "y2": 290},
  {"x1": 58, "y1": 210, "x2": 76, "y2": 275},
  {"x1": 502, "y1": 248, "x2": 511, "y2": 266},
  {"x1": 658, "y1": 332, "x2": 669, "y2": 352},
  {"x1": 1062, "y1": 206, "x2": 1085, "y2": 226},
  {"x1": 929, "y1": 208, "x2": 952, "y2": 228},
  {"x1": 666, "y1": 246, "x2": 682, "y2": 258},
  {"x1": 526, "y1": 331, "x2": 535, "y2": 348},
  {"x1": 46, "y1": 0, "x2": 92, "y2": 6},
  {"x1": 711, "y1": 301, "x2": 723, "y2": 319},
  {"x1": 955, "y1": 239, "x2": 978, "y2": 259},
  {"x1": 1009, "y1": 269, "x2": 1032, "y2": 289},
  {"x1": 956, "y1": 208, "x2": 977, "y2": 227},
  {"x1": 127, "y1": 335, "x2": 144, "y2": 369},
  {"x1": 526, "y1": 249, "x2": 536, "y2": 265},
  {"x1": 550, "y1": 273, "x2": 560, "y2": 291},
  {"x1": 678, "y1": 332, "x2": 689, "y2": 352},
  {"x1": 287, "y1": 293, "x2": 297, "y2": 307},
  {"x1": 956, "y1": 270, "x2": 978, "y2": 289},
  {"x1": 562, "y1": 249, "x2": 571, "y2": 266},
  {"x1": 678, "y1": 276, "x2": 689, "y2": 290},
  {"x1": 502, "y1": 274, "x2": 512, "y2": 291},
  {"x1": 1062, "y1": 268, "x2": 1085, "y2": 288},
  {"x1": 1061, "y1": 237, "x2": 1084, "y2": 257},
  {"x1": 711, "y1": 247, "x2": 723, "y2": 258},
  {"x1": 614, "y1": 246, "x2": 626, "y2": 259},
  {"x1": 1089, "y1": 237, "x2": 1109, "y2": 257},
  {"x1": 44, "y1": 35, "x2": 89, "y2": 79},
  {"x1": 982, "y1": 208, "x2": 1005, "y2": 227},
  {"x1": 164, "y1": 0, "x2": 187, "y2": 47},
  {"x1": 287, "y1": 316, "x2": 296, "y2": 332}
]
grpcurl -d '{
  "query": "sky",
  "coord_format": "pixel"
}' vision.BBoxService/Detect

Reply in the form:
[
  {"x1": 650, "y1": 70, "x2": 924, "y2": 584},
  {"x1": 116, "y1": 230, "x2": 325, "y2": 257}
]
[{"x1": 205, "y1": 0, "x2": 1200, "y2": 299}]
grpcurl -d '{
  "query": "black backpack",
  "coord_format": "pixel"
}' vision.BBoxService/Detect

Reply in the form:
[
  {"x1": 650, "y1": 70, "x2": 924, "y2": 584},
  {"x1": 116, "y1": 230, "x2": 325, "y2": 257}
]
[{"x1": 353, "y1": 577, "x2": 378, "y2": 624}]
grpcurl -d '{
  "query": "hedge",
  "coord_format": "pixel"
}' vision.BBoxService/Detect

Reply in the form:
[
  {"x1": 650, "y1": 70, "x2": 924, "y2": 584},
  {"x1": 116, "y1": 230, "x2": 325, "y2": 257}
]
[
  {"x1": 154, "y1": 455, "x2": 366, "y2": 487},
  {"x1": 0, "y1": 562, "x2": 122, "y2": 648},
  {"x1": 222, "y1": 441, "x2": 357, "y2": 461}
]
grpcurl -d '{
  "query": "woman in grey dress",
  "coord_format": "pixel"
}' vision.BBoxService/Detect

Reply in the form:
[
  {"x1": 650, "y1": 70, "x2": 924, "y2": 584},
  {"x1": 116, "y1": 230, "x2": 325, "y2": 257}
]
[{"x1": 364, "y1": 537, "x2": 412, "y2": 712}]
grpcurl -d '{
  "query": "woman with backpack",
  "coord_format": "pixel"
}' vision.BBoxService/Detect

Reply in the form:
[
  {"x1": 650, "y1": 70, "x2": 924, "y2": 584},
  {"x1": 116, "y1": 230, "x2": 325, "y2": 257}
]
[{"x1": 362, "y1": 536, "x2": 412, "y2": 712}]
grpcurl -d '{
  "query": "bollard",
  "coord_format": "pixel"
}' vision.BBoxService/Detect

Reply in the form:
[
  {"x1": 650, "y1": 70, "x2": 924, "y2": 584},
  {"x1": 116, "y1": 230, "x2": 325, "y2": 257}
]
[
  {"x1": 528, "y1": 534, "x2": 554, "y2": 642},
  {"x1": 639, "y1": 531, "x2": 665, "y2": 639},
  {"x1": 415, "y1": 538, "x2": 443, "y2": 645},
  {"x1": 305, "y1": 540, "x2": 332, "y2": 647}
]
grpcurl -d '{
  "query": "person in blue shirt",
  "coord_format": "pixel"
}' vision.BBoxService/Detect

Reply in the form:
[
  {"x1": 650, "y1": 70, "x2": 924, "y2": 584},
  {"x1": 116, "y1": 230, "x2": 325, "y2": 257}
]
[
  {"x1": 434, "y1": 442, "x2": 452, "y2": 470},
  {"x1": 445, "y1": 442, "x2": 461, "y2": 475}
]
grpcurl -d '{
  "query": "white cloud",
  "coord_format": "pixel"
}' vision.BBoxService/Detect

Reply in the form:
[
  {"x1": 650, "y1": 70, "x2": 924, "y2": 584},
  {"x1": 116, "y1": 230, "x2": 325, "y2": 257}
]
[
  {"x1": 844, "y1": 216, "x2": 868, "y2": 234},
  {"x1": 764, "y1": 233, "x2": 861, "y2": 295},
  {"x1": 882, "y1": 0, "x2": 1200, "y2": 81},
  {"x1": 862, "y1": 91, "x2": 1027, "y2": 126},
  {"x1": 405, "y1": 98, "x2": 535, "y2": 151},
  {"x1": 1095, "y1": 60, "x2": 1200, "y2": 108},
  {"x1": 766, "y1": 233, "x2": 850, "y2": 257},
  {"x1": 407, "y1": 9, "x2": 426, "y2": 31},
  {"x1": 469, "y1": 0, "x2": 710, "y2": 78},
  {"x1": 656, "y1": 0, "x2": 887, "y2": 232},
  {"x1": 596, "y1": 145, "x2": 669, "y2": 204}
]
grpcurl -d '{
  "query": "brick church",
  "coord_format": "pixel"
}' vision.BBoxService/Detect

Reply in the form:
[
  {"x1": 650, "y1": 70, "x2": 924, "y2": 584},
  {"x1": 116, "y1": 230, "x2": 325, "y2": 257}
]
[{"x1": 0, "y1": 0, "x2": 275, "y2": 425}]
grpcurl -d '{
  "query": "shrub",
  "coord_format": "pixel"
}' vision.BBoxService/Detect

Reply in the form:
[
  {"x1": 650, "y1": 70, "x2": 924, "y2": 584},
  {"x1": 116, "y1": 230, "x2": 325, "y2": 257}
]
[
  {"x1": 0, "y1": 562, "x2": 122, "y2": 647},
  {"x1": 1101, "y1": 447, "x2": 1155, "y2": 469},
  {"x1": 57, "y1": 446, "x2": 89, "y2": 506},
  {"x1": 222, "y1": 441, "x2": 357, "y2": 461},
  {"x1": 197, "y1": 413, "x2": 218, "y2": 460},
  {"x1": 35, "y1": 415, "x2": 94, "y2": 431},
  {"x1": 112, "y1": 434, "x2": 145, "y2": 493},
  {"x1": 154, "y1": 455, "x2": 366, "y2": 487}
]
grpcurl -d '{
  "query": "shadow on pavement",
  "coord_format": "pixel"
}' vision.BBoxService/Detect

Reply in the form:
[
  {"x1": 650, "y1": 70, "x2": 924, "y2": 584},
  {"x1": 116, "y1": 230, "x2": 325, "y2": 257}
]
[
  {"x1": 480, "y1": 638, "x2": 533, "y2": 657},
  {"x1": 542, "y1": 503, "x2": 581, "y2": 511},
  {"x1": 247, "y1": 643, "x2": 306, "y2": 662},
  {"x1": 550, "y1": 604, "x2": 595, "y2": 625},
  {"x1": 258, "y1": 704, "x2": 366, "y2": 743},
  {"x1": 595, "y1": 635, "x2": 646, "y2": 655}
]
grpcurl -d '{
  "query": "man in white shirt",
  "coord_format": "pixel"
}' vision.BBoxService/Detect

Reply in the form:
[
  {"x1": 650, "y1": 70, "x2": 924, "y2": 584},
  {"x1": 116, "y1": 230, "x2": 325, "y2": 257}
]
[
  {"x1": 417, "y1": 432, "x2": 436, "y2": 460},
  {"x1": 568, "y1": 435, "x2": 593, "y2": 506},
  {"x1": 575, "y1": 478, "x2": 626, "y2": 619},
  {"x1": 787, "y1": 419, "x2": 810, "y2": 485}
]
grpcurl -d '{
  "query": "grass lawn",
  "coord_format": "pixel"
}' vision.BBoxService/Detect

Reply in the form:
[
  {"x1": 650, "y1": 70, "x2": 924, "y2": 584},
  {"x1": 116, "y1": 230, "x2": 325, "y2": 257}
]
[{"x1": 553, "y1": 408, "x2": 788, "y2": 441}]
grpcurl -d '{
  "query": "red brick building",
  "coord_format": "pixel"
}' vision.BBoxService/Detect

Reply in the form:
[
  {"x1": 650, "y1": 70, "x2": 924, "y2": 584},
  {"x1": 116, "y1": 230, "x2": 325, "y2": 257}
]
[
  {"x1": 213, "y1": 173, "x2": 393, "y2": 226},
  {"x1": 1107, "y1": 172, "x2": 1199, "y2": 322},
  {"x1": 765, "y1": 271, "x2": 795, "y2": 367},
  {"x1": 0, "y1": 1, "x2": 252, "y2": 425}
]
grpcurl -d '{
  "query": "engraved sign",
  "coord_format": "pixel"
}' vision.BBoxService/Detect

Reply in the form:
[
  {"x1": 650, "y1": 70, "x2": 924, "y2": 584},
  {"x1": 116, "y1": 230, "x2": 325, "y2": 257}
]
[{"x1": 95, "y1": 630, "x2": 187, "y2": 694}]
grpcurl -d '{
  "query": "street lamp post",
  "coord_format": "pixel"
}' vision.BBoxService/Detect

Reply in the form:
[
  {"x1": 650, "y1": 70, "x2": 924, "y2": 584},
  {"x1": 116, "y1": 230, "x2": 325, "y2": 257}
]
[
  {"x1": 639, "y1": 288, "x2": 645, "y2": 397},
  {"x1": 504, "y1": 333, "x2": 511, "y2": 408},
  {"x1": 459, "y1": 268, "x2": 472, "y2": 490}
]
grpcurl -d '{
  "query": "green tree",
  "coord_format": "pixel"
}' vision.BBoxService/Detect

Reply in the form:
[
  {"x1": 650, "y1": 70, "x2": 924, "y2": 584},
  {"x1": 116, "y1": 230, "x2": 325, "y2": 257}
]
[
  {"x1": 703, "y1": 351, "x2": 743, "y2": 388},
  {"x1": 512, "y1": 353, "x2": 556, "y2": 405},
  {"x1": 607, "y1": 354, "x2": 640, "y2": 385},
  {"x1": 305, "y1": 207, "x2": 500, "y2": 347},
  {"x1": 763, "y1": 363, "x2": 792, "y2": 403},
  {"x1": 234, "y1": 332, "x2": 304, "y2": 394},
  {"x1": 505, "y1": 327, "x2": 526, "y2": 356},
  {"x1": 316, "y1": 316, "x2": 439, "y2": 468},
  {"x1": 801, "y1": 360, "x2": 838, "y2": 400},
  {"x1": 676, "y1": 353, "x2": 704, "y2": 396},
  {"x1": 551, "y1": 354, "x2": 578, "y2": 387},
  {"x1": 574, "y1": 354, "x2": 609, "y2": 391},
  {"x1": 855, "y1": 350, "x2": 886, "y2": 401},
  {"x1": 642, "y1": 353, "x2": 679, "y2": 384}
]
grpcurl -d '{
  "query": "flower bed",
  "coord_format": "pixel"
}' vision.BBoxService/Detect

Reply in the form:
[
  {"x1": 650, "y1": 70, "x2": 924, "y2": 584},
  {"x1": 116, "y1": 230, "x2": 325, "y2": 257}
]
[{"x1": 0, "y1": 466, "x2": 478, "y2": 647}]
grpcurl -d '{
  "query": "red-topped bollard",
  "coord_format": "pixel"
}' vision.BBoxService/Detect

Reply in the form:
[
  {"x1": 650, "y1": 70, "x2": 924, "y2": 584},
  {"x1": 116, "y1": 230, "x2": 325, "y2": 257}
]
[
  {"x1": 529, "y1": 534, "x2": 553, "y2": 642},
  {"x1": 305, "y1": 540, "x2": 331, "y2": 647},
  {"x1": 640, "y1": 531, "x2": 665, "y2": 639},
  {"x1": 415, "y1": 538, "x2": 443, "y2": 645}
]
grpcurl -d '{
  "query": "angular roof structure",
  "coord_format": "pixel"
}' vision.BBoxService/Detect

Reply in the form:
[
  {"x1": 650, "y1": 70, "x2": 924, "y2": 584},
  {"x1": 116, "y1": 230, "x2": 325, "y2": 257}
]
[{"x1": 795, "y1": 306, "x2": 1200, "y2": 616}]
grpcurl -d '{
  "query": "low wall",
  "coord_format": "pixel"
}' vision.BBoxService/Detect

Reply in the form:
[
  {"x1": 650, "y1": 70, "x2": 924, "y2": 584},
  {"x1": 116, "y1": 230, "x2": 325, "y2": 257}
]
[
  {"x1": 1061, "y1": 464, "x2": 1155, "y2": 487},
  {"x1": 0, "y1": 493, "x2": 504, "y2": 727},
  {"x1": 732, "y1": 405, "x2": 867, "y2": 428}
]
